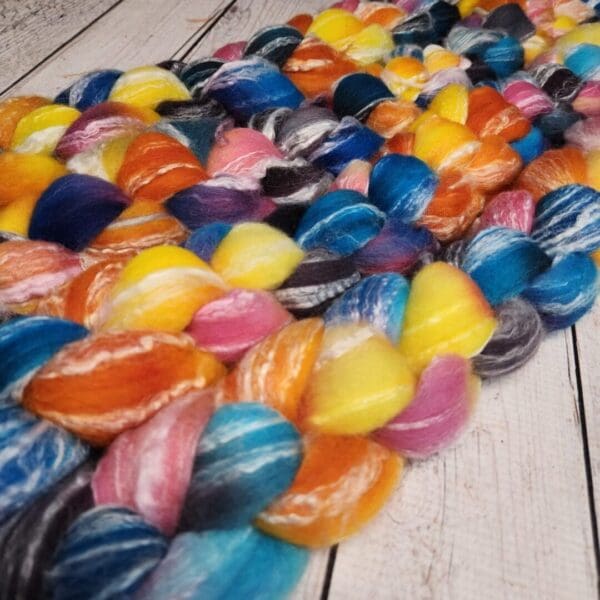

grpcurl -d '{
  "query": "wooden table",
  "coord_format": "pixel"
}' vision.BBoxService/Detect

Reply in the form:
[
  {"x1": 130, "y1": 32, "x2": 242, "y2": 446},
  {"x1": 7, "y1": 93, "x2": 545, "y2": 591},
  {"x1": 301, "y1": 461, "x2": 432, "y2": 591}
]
[{"x1": 1, "y1": 1, "x2": 598, "y2": 598}]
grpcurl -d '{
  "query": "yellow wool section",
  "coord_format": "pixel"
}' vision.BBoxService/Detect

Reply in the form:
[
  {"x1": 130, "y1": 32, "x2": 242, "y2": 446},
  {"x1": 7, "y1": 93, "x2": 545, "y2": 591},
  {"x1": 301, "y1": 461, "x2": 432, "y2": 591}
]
[
  {"x1": 11, "y1": 105, "x2": 80, "y2": 153},
  {"x1": 344, "y1": 24, "x2": 395, "y2": 65},
  {"x1": 211, "y1": 223, "x2": 304, "y2": 290},
  {"x1": 429, "y1": 83, "x2": 469, "y2": 124},
  {"x1": 0, "y1": 196, "x2": 38, "y2": 235},
  {"x1": 413, "y1": 115, "x2": 478, "y2": 170},
  {"x1": 398, "y1": 262, "x2": 497, "y2": 372},
  {"x1": 109, "y1": 66, "x2": 191, "y2": 109},
  {"x1": 304, "y1": 324, "x2": 416, "y2": 435},
  {"x1": 586, "y1": 151, "x2": 600, "y2": 191},
  {"x1": 307, "y1": 8, "x2": 365, "y2": 48},
  {"x1": 113, "y1": 245, "x2": 213, "y2": 288},
  {"x1": 103, "y1": 246, "x2": 226, "y2": 332},
  {"x1": 423, "y1": 46, "x2": 461, "y2": 73},
  {"x1": 555, "y1": 22, "x2": 600, "y2": 53}
]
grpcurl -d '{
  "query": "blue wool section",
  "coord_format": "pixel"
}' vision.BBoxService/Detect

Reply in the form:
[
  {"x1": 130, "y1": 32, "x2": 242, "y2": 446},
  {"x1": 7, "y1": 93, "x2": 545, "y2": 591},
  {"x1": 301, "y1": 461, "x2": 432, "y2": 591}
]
[
  {"x1": 167, "y1": 178, "x2": 265, "y2": 230},
  {"x1": 393, "y1": 1, "x2": 459, "y2": 46},
  {"x1": 0, "y1": 317, "x2": 88, "y2": 404},
  {"x1": 48, "y1": 506, "x2": 167, "y2": 600},
  {"x1": 523, "y1": 252, "x2": 598, "y2": 329},
  {"x1": 325, "y1": 273, "x2": 410, "y2": 344},
  {"x1": 203, "y1": 57, "x2": 303, "y2": 123},
  {"x1": 54, "y1": 70, "x2": 122, "y2": 110},
  {"x1": 333, "y1": 73, "x2": 394, "y2": 120},
  {"x1": 184, "y1": 222, "x2": 232, "y2": 262},
  {"x1": 180, "y1": 59, "x2": 225, "y2": 97},
  {"x1": 0, "y1": 405, "x2": 89, "y2": 524},
  {"x1": 534, "y1": 106, "x2": 582, "y2": 146},
  {"x1": 354, "y1": 218, "x2": 437, "y2": 275},
  {"x1": 369, "y1": 154, "x2": 438, "y2": 222},
  {"x1": 462, "y1": 226, "x2": 551, "y2": 306},
  {"x1": 295, "y1": 190, "x2": 385, "y2": 256},
  {"x1": 155, "y1": 116, "x2": 221, "y2": 165},
  {"x1": 482, "y1": 36, "x2": 524, "y2": 78},
  {"x1": 390, "y1": 44, "x2": 424, "y2": 60},
  {"x1": 180, "y1": 403, "x2": 302, "y2": 531},
  {"x1": 446, "y1": 25, "x2": 503, "y2": 56},
  {"x1": 511, "y1": 127, "x2": 545, "y2": 164},
  {"x1": 28, "y1": 174, "x2": 129, "y2": 252},
  {"x1": 308, "y1": 117, "x2": 383, "y2": 175},
  {"x1": 138, "y1": 528, "x2": 309, "y2": 600},
  {"x1": 243, "y1": 25, "x2": 303, "y2": 67},
  {"x1": 532, "y1": 184, "x2": 600, "y2": 256},
  {"x1": 564, "y1": 44, "x2": 600, "y2": 81}
]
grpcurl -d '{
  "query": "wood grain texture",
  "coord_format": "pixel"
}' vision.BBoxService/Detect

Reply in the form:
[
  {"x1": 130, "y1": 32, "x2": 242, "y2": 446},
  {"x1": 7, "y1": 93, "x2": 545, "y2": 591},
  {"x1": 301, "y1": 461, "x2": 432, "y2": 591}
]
[
  {"x1": 185, "y1": 0, "x2": 327, "y2": 60},
  {"x1": 3, "y1": 0, "x2": 230, "y2": 98},
  {"x1": 574, "y1": 306, "x2": 600, "y2": 522},
  {"x1": 329, "y1": 330, "x2": 598, "y2": 599},
  {"x1": 0, "y1": 0, "x2": 120, "y2": 92}
]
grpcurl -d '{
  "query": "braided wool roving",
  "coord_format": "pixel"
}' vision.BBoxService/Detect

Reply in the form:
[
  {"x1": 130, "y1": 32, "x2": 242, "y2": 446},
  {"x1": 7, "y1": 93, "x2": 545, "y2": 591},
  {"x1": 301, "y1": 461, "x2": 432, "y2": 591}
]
[{"x1": 0, "y1": 0, "x2": 599, "y2": 598}]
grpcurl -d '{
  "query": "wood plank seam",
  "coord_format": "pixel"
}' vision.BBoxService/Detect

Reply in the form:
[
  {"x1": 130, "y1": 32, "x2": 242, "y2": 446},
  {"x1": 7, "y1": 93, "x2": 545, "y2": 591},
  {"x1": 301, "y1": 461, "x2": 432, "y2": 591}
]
[
  {"x1": 0, "y1": 0, "x2": 126, "y2": 97},
  {"x1": 571, "y1": 326, "x2": 600, "y2": 594},
  {"x1": 321, "y1": 545, "x2": 339, "y2": 600},
  {"x1": 177, "y1": 0, "x2": 238, "y2": 61}
]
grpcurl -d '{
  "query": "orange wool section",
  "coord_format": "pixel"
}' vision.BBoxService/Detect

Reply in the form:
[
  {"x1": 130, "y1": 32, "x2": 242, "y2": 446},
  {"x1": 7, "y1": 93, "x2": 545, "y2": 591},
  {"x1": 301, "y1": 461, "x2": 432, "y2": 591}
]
[
  {"x1": 0, "y1": 240, "x2": 82, "y2": 304},
  {"x1": 366, "y1": 99, "x2": 421, "y2": 139},
  {"x1": 91, "y1": 200, "x2": 187, "y2": 252},
  {"x1": 467, "y1": 86, "x2": 531, "y2": 142},
  {"x1": 283, "y1": 38, "x2": 358, "y2": 99},
  {"x1": 216, "y1": 318, "x2": 324, "y2": 424},
  {"x1": 287, "y1": 13, "x2": 313, "y2": 35},
  {"x1": 0, "y1": 96, "x2": 49, "y2": 150},
  {"x1": 62, "y1": 258, "x2": 128, "y2": 330},
  {"x1": 516, "y1": 146, "x2": 589, "y2": 201},
  {"x1": 0, "y1": 152, "x2": 67, "y2": 206},
  {"x1": 117, "y1": 132, "x2": 207, "y2": 203},
  {"x1": 356, "y1": 3, "x2": 406, "y2": 28},
  {"x1": 23, "y1": 330, "x2": 225, "y2": 446},
  {"x1": 256, "y1": 434, "x2": 402, "y2": 547},
  {"x1": 419, "y1": 172, "x2": 485, "y2": 241},
  {"x1": 459, "y1": 135, "x2": 523, "y2": 193}
]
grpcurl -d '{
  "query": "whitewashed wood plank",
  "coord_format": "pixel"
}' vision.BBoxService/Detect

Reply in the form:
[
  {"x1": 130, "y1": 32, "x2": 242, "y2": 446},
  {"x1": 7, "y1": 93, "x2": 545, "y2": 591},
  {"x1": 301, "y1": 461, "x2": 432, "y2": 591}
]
[
  {"x1": 4, "y1": 0, "x2": 230, "y2": 99},
  {"x1": 290, "y1": 549, "x2": 331, "y2": 600},
  {"x1": 185, "y1": 0, "x2": 328, "y2": 61},
  {"x1": 574, "y1": 305, "x2": 600, "y2": 521},
  {"x1": 0, "y1": 0, "x2": 120, "y2": 92},
  {"x1": 328, "y1": 331, "x2": 597, "y2": 599}
]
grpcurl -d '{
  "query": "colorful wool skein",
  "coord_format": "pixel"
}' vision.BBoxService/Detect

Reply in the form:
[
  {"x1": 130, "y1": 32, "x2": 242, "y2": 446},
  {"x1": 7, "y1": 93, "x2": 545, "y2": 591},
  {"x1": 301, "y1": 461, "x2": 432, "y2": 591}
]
[{"x1": 0, "y1": 1, "x2": 599, "y2": 599}]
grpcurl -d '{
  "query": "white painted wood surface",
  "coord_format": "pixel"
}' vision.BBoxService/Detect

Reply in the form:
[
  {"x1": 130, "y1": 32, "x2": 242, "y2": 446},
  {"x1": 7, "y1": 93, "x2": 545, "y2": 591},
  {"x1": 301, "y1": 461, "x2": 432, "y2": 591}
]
[
  {"x1": 1, "y1": 1, "x2": 598, "y2": 598},
  {"x1": 3, "y1": 0, "x2": 231, "y2": 99},
  {"x1": 575, "y1": 307, "x2": 600, "y2": 520},
  {"x1": 0, "y1": 0, "x2": 119, "y2": 92}
]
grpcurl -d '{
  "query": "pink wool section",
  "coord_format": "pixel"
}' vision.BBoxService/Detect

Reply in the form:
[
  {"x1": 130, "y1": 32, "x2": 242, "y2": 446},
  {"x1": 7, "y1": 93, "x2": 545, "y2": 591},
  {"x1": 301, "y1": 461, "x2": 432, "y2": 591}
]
[
  {"x1": 213, "y1": 41, "x2": 247, "y2": 61},
  {"x1": 374, "y1": 354, "x2": 476, "y2": 459},
  {"x1": 470, "y1": 189, "x2": 535, "y2": 236},
  {"x1": 186, "y1": 288, "x2": 293, "y2": 363},
  {"x1": 330, "y1": 159, "x2": 371, "y2": 195},
  {"x1": 206, "y1": 128, "x2": 284, "y2": 179},
  {"x1": 91, "y1": 389, "x2": 214, "y2": 535}
]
